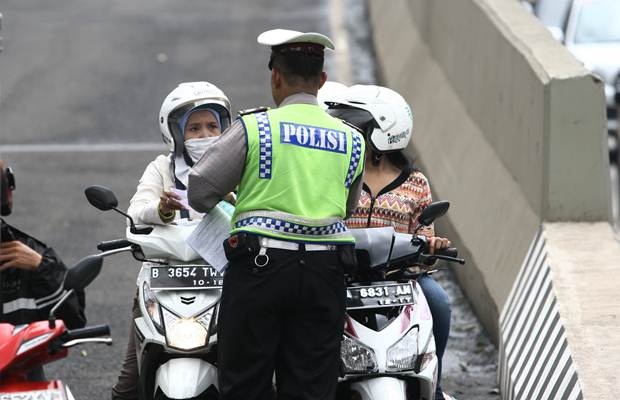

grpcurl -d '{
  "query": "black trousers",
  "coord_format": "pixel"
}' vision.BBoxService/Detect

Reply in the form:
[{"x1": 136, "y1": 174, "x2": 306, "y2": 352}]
[
  {"x1": 111, "y1": 292, "x2": 140, "y2": 400},
  {"x1": 218, "y1": 246, "x2": 346, "y2": 400}
]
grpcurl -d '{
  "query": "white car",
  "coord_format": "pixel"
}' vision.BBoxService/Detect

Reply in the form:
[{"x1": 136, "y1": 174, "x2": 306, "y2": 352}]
[{"x1": 527, "y1": 0, "x2": 620, "y2": 112}]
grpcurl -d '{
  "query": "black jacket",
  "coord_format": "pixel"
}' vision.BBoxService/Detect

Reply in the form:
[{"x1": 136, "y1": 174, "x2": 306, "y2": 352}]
[{"x1": 0, "y1": 219, "x2": 86, "y2": 329}]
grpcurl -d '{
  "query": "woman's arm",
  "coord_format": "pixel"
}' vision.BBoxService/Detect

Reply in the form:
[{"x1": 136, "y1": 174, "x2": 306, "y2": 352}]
[
  {"x1": 408, "y1": 172, "x2": 451, "y2": 254},
  {"x1": 408, "y1": 172, "x2": 435, "y2": 237},
  {"x1": 127, "y1": 157, "x2": 170, "y2": 225}
]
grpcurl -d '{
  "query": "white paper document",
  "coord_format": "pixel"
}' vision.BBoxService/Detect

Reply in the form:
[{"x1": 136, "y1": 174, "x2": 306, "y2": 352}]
[{"x1": 186, "y1": 202, "x2": 234, "y2": 272}]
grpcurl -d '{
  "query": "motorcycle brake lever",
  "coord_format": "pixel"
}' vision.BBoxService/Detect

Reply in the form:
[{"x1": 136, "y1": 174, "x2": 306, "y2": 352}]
[
  {"x1": 422, "y1": 253, "x2": 466, "y2": 265},
  {"x1": 62, "y1": 337, "x2": 113, "y2": 348}
]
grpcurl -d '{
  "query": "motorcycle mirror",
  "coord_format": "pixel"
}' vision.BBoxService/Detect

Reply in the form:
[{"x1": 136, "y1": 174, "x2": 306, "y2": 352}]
[
  {"x1": 417, "y1": 201, "x2": 450, "y2": 227},
  {"x1": 84, "y1": 185, "x2": 152, "y2": 235},
  {"x1": 85, "y1": 185, "x2": 118, "y2": 211},
  {"x1": 65, "y1": 254, "x2": 103, "y2": 291},
  {"x1": 49, "y1": 254, "x2": 103, "y2": 328}
]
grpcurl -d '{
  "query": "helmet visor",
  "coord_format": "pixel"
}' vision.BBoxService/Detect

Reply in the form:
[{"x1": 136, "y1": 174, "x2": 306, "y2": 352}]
[{"x1": 326, "y1": 106, "x2": 376, "y2": 136}]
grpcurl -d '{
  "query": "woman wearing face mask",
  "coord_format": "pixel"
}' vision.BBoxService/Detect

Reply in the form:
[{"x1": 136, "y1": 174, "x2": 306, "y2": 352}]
[
  {"x1": 111, "y1": 82, "x2": 232, "y2": 400},
  {"x1": 127, "y1": 81, "x2": 233, "y2": 226}
]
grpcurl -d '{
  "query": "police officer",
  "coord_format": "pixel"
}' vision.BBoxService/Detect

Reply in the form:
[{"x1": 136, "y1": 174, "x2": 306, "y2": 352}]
[{"x1": 188, "y1": 29, "x2": 365, "y2": 400}]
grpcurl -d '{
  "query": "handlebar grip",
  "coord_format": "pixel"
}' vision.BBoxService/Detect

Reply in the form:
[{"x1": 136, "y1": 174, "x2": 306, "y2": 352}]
[
  {"x1": 97, "y1": 239, "x2": 132, "y2": 251},
  {"x1": 435, "y1": 247, "x2": 458, "y2": 258},
  {"x1": 65, "y1": 324, "x2": 111, "y2": 341}
]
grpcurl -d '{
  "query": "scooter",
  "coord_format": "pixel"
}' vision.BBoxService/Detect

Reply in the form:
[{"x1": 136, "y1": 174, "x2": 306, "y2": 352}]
[
  {"x1": 84, "y1": 185, "x2": 223, "y2": 400},
  {"x1": 338, "y1": 201, "x2": 465, "y2": 400},
  {"x1": 0, "y1": 252, "x2": 114, "y2": 399}
]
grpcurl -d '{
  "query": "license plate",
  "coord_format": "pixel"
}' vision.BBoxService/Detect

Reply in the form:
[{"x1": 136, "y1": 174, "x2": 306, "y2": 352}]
[
  {"x1": 346, "y1": 282, "x2": 415, "y2": 309},
  {"x1": 0, "y1": 390, "x2": 64, "y2": 400},
  {"x1": 150, "y1": 265, "x2": 224, "y2": 290}
]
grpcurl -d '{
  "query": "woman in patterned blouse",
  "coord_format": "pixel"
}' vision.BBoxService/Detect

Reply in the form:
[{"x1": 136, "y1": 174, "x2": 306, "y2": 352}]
[{"x1": 325, "y1": 84, "x2": 455, "y2": 400}]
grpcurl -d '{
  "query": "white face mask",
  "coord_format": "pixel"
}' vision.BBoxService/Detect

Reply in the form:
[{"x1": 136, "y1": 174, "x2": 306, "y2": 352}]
[{"x1": 184, "y1": 137, "x2": 218, "y2": 162}]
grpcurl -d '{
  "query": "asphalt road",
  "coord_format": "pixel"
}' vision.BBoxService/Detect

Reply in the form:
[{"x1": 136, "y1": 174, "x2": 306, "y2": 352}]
[{"x1": 0, "y1": 1, "x2": 498, "y2": 398}]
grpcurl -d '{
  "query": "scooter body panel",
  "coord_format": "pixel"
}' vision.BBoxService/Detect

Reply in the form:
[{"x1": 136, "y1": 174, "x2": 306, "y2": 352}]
[
  {"x1": 351, "y1": 377, "x2": 407, "y2": 400},
  {"x1": 0, "y1": 321, "x2": 67, "y2": 376},
  {"x1": 155, "y1": 358, "x2": 218, "y2": 399},
  {"x1": 341, "y1": 228, "x2": 444, "y2": 399},
  {"x1": 128, "y1": 220, "x2": 222, "y2": 399}
]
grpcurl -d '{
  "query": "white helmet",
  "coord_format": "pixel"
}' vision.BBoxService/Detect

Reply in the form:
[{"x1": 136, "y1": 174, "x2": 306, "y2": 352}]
[
  {"x1": 317, "y1": 80, "x2": 348, "y2": 110},
  {"x1": 325, "y1": 84, "x2": 413, "y2": 153},
  {"x1": 159, "y1": 81, "x2": 232, "y2": 157}
]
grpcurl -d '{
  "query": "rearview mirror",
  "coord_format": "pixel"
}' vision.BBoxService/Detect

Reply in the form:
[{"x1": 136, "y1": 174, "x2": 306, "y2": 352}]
[
  {"x1": 417, "y1": 201, "x2": 450, "y2": 227},
  {"x1": 65, "y1": 254, "x2": 103, "y2": 291},
  {"x1": 85, "y1": 185, "x2": 118, "y2": 211},
  {"x1": 84, "y1": 184, "x2": 153, "y2": 235}
]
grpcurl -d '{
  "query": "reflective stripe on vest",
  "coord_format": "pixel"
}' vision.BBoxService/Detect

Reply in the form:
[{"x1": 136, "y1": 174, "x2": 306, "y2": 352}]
[
  {"x1": 235, "y1": 216, "x2": 347, "y2": 236},
  {"x1": 345, "y1": 133, "x2": 363, "y2": 188},
  {"x1": 256, "y1": 111, "x2": 273, "y2": 179}
]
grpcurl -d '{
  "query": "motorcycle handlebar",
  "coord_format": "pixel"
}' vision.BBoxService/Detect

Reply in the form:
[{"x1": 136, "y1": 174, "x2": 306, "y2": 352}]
[
  {"x1": 435, "y1": 247, "x2": 458, "y2": 258},
  {"x1": 64, "y1": 324, "x2": 110, "y2": 341},
  {"x1": 97, "y1": 239, "x2": 132, "y2": 251}
]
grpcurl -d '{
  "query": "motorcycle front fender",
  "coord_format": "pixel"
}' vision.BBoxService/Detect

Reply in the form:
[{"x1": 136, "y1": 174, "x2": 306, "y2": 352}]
[
  {"x1": 350, "y1": 377, "x2": 407, "y2": 400},
  {"x1": 155, "y1": 358, "x2": 217, "y2": 398}
]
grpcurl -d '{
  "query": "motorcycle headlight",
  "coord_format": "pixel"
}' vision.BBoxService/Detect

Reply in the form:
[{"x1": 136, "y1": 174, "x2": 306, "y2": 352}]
[
  {"x1": 386, "y1": 327, "x2": 419, "y2": 371},
  {"x1": 162, "y1": 307, "x2": 214, "y2": 351},
  {"x1": 340, "y1": 335, "x2": 378, "y2": 374},
  {"x1": 142, "y1": 283, "x2": 163, "y2": 332}
]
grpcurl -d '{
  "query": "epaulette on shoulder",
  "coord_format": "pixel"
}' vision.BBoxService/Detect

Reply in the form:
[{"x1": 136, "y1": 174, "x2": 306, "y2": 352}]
[
  {"x1": 237, "y1": 106, "x2": 270, "y2": 117},
  {"x1": 341, "y1": 119, "x2": 364, "y2": 135}
]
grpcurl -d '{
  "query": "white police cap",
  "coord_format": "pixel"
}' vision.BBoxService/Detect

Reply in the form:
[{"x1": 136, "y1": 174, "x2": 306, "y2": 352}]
[{"x1": 257, "y1": 29, "x2": 335, "y2": 51}]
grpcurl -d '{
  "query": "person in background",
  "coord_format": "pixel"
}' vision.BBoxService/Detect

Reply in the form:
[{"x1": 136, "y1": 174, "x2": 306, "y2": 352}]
[
  {"x1": 324, "y1": 84, "x2": 456, "y2": 400},
  {"x1": 0, "y1": 159, "x2": 86, "y2": 380},
  {"x1": 111, "y1": 81, "x2": 233, "y2": 400}
]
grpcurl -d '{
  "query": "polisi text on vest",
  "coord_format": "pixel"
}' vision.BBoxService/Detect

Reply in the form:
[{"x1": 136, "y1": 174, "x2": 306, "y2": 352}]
[{"x1": 280, "y1": 122, "x2": 348, "y2": 154}]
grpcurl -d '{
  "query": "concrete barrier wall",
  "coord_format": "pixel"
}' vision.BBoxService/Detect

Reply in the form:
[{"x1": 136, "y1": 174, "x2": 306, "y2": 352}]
[{"x1": 368, "y1": 0, "x2": 616, "y2": 398}]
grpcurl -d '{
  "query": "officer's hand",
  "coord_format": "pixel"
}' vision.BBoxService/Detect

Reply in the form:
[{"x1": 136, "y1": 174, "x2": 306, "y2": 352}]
[
  {"x1": 427, "y1": 236, "x2": 451, "y2": 255},
  {"x1": 159, "y1": 190, "x2": 186, "y2": 214},
  {"x1": 0, "y1": 241, "x2": 43, "y2": 271}
]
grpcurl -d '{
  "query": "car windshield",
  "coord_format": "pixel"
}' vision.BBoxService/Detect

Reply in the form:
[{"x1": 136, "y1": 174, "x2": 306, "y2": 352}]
[{"x1": 574, "y1": 0, "x2": 620, "y2": 44}]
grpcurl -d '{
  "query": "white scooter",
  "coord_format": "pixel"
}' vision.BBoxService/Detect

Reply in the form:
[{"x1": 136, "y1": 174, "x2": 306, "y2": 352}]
[
  {"x1": 338, "y1": 202, "x2": 465, "y2": 400},
  {"x1": 85, "y1": 185, "x2": 224, "y2": 400}
]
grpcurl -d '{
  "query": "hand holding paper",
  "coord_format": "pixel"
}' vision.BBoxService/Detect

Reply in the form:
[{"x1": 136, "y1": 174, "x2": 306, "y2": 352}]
[
  {"x1": 186, "y1": 201, "x2": 234, "y2": 272},
  {"x1": 170, "y1": 188, "x2": 194, "y2": 212}
]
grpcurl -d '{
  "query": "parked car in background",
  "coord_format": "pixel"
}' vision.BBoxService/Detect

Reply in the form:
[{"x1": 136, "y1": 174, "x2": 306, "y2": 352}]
[
  {"x1": 525, "y1": 0, "x2": 620, "y2": 129},
  {"x1": 523, "y1": 0, "x2": 620, "y2": 231}
]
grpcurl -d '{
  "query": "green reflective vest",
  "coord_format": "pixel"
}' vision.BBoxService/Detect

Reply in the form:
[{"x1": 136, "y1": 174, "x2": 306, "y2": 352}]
[{"x1": 231, "y1": 103, "x2": 365, "y2": 243}]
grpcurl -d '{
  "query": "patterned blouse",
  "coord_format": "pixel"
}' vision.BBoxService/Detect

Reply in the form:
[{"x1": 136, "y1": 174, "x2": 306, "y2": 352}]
[{"x1": 346, "y1": 169, "x2": 435, "y2": 238}]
